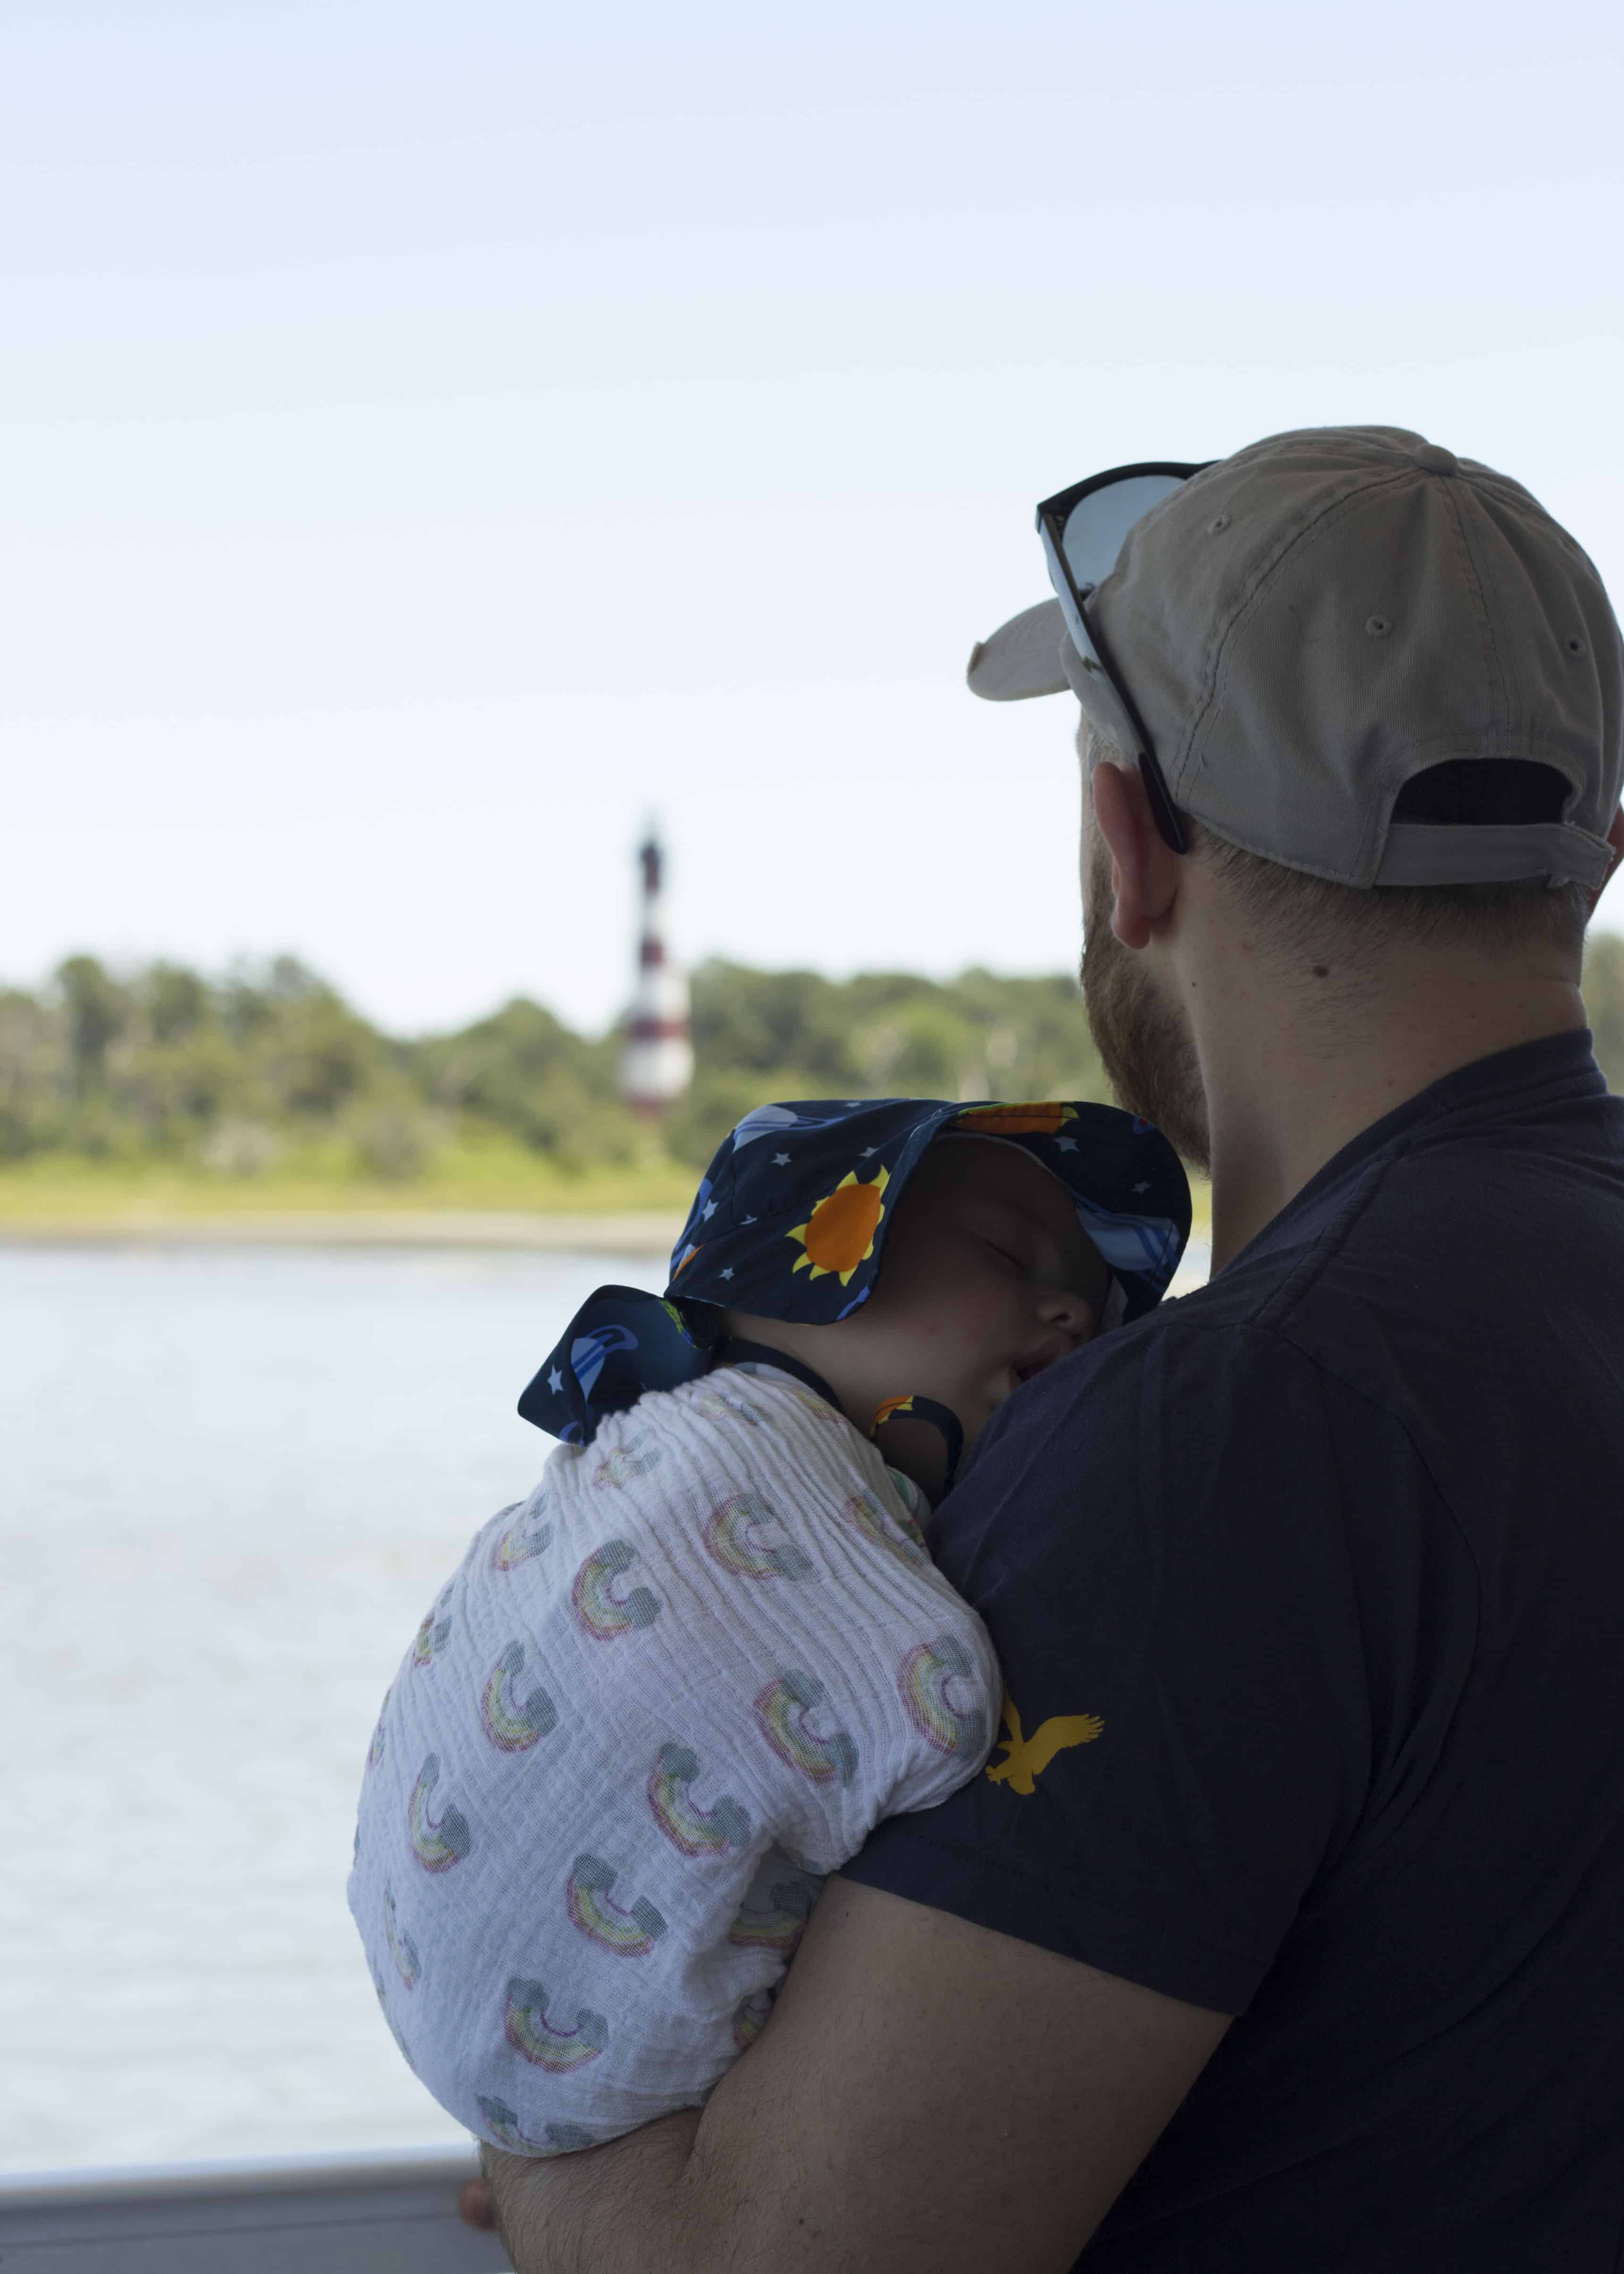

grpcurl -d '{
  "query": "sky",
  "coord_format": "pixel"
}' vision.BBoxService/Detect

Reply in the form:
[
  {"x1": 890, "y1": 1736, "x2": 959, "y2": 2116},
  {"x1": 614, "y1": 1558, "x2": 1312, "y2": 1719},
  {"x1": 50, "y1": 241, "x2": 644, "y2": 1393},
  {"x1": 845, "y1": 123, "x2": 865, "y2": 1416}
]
[{"x1": 3, "y1": 0, "x2": 1624, "y2": 1036}]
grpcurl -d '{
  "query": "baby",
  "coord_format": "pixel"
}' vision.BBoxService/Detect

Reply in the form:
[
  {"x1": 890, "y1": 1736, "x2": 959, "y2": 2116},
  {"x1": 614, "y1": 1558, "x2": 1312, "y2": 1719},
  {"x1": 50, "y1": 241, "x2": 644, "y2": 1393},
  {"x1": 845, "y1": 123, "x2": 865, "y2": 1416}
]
[{"x1": 348, "y1": 1095, "x2": 1187, "y2": 2156}]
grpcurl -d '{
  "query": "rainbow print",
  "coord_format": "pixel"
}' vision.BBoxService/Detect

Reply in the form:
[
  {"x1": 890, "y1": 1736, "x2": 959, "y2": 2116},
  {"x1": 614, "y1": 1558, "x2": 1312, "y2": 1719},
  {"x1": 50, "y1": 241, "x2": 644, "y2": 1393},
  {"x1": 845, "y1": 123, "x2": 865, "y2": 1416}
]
[
  {"x1": 566, "y1": 1852, "x2": 669, "y2": 1958},
  {"x1": 898, "y1": 1636, "x2": 988, "y2": 1757},
  {"x1": 383, "y1": 1883, "x2": 421, "y2": 1988},
  {"x1": 479, "y1": 1641, "x2": 558, "y2": 1753},
  {"x1": 370, "y1": 1966, "x2": 414, "y2": 2068},
  {"x1": 646, "y1": 1743, "x2": 753, "y2": 1857},
  {"x1": 542, "y1": 2123, "x2": 598, "y2": 2153},
  {"x1": 731, "y1": 1990, "x2": 774, "y2": 2051},
  {"x1": 726, "y1": 1872, "x2": 818, "y2": 1955},
  {"x1": 591, "y1": 1431, "x2": 665, "y2": 1491},
  {"x1": 753, "y1": 1670, "x2": 858, "y2": 1788},
  {"x1": 366, "y1": 1686, "x2": 391, "y2": 1769},
  {"x1": 763, "y1": 1377, "x2": 847, "y2": 1427},
  {"x1": 837, "y1": 1488, "x2": 928, "y2": 1568},
  {"x1": 703, "y1": 1491, "x2": 817, "y2": 1582},
  {"x1": 406, "y1": 1753, "x2": 472, "y2": 1873},
  {"x1": 571, "y1": 1538, "x2": 662, "y2": 1640},
  {"x1": 475, "y1": 2096, "x2": 549, "y2": 2153},
  {"x1": 476, "y1": 2098, "x2": 600, "y2": 2156},
  {"x1": 503, "y1": 1977, "x2": 610, "y2": 2073},
  {"x1": 488, "y1": 1496, "x2": 554, "y2": 1572},
  {"x1": 410, "y1": 1588, "x2": 454, "y2": 1670},
  {"x1": 694, "y1": 1387, "x2": 763, "y2": 1429}
]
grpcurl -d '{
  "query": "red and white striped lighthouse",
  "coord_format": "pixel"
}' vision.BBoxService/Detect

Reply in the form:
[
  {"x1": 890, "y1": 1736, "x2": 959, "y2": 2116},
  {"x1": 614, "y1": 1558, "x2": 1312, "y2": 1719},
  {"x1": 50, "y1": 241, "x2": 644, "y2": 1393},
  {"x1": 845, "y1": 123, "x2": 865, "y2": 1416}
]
[{"x1": 620, "y1": 824, "x2": 693, "y2": 1119}]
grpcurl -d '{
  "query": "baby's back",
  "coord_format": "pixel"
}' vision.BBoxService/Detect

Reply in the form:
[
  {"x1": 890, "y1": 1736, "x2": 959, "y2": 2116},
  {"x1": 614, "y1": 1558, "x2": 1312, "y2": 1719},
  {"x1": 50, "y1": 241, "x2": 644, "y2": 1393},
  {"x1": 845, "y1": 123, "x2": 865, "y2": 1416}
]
[{"x1": 349, "y1": 1364, "x2": 999, "y2": 2154}]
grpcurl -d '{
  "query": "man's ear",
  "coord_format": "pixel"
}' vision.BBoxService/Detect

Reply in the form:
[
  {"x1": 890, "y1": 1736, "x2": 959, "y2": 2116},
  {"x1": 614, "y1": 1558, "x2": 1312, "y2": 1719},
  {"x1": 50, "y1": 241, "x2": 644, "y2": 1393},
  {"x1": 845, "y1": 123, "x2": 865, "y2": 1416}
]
[{"x1": 1089, "y1": 761, "x2": 1182, "y2": 952}]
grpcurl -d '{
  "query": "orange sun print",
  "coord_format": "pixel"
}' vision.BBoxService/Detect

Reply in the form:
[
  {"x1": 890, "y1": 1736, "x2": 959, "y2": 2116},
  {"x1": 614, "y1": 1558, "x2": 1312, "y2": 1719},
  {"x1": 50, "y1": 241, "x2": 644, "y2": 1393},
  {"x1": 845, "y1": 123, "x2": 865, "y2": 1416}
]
[{"x1": 787, "y1": 1167, "x2": 890, "y2": 1284}]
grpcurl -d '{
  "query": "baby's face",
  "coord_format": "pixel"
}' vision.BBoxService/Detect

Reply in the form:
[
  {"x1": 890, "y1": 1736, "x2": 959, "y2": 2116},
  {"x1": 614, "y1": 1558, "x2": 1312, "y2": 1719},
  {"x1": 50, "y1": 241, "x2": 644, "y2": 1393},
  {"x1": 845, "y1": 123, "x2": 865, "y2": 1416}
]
[
  {"x1": 832, "y1": 1137, "x2": 1107, "y2": 1450},
  {"x1": 729, "y1": 1137, "x2": 1108, "y2": 1474}
]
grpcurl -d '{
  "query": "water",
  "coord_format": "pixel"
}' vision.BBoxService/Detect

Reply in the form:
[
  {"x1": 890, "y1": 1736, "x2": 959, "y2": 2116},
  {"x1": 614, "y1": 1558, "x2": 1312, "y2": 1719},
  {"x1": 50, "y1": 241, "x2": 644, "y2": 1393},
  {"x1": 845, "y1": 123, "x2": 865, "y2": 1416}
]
[
  {"x1": 2, "y1": 1233, "x2": 1210, "y2": 2179},
  {"x1": 1, "y1": 1241, "x2": 650, "y2": 2177}
]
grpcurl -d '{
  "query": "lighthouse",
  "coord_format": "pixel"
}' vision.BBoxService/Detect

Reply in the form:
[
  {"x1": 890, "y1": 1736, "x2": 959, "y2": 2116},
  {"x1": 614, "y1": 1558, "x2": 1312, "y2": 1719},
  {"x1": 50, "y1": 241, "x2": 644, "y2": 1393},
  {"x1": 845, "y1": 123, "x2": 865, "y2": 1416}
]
[{"x1": 620, "y1": 824, "x2": 693, "y2": 1119}]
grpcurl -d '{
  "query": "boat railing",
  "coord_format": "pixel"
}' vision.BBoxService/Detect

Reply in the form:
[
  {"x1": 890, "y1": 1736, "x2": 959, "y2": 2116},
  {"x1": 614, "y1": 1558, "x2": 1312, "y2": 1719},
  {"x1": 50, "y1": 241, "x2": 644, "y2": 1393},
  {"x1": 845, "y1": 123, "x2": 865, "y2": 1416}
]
[{"x1": 0, "y1": 2142, "x2": 512, "y2": 2273}]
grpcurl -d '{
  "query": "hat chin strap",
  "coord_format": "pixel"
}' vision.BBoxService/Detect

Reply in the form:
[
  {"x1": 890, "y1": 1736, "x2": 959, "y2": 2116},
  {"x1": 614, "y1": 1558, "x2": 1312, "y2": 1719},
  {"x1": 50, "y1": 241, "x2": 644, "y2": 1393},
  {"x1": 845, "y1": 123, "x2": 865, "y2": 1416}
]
[
  {"x1": 869, "y1": 1282, "x2": 1128, "y2": 1505},
  {"x1": 711, "y1": 1335, "x2": 844, "y2": 1414},
  {"x1": 869, "y1": 1395, "x2": 966, "y2": 1508}
]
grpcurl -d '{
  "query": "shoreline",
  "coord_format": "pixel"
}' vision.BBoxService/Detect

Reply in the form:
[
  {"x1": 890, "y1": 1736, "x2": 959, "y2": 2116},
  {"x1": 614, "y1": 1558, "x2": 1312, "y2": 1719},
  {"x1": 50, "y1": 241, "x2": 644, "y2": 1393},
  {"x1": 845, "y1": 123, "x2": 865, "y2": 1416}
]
[
  {"x1": 1, "y1": 1211, "x2": 1212, "y2": 1292},
  {"x1": 0, "y1": 1208, "x2": 685, "y2": 1256}
]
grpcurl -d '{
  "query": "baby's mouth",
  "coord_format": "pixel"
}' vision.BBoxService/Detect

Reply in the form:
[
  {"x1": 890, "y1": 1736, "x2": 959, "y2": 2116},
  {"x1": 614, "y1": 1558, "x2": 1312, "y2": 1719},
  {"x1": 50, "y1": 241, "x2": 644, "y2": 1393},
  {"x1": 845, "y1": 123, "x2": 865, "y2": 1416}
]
[
  {"x1": 1010, "y1": 1330, "x2": 1082, "y2": 1389},
  {"x1": 991, "y1": 1362, "x2": 1040, "y2": 1413},
  {"x1": 989, "y1": 1332, "x2": 1085, "y2": 1413}
]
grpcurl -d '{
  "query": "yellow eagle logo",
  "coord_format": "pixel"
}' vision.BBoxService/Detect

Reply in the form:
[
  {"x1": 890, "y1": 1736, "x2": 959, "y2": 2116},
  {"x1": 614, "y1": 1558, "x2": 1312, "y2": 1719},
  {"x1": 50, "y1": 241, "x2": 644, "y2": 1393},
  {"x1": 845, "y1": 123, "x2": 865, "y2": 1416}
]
[{"x1": 984, "y1": 1690, "x2": 1103, "y2": 1795}]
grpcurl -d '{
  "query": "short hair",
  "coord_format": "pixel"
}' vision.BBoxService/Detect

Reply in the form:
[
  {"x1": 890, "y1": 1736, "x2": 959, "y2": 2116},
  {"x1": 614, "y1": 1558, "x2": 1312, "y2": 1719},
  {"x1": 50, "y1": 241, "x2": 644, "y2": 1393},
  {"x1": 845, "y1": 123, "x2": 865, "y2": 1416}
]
[{"x1": 1085, "y1": 725, "x2": 1593, "y2": 960}]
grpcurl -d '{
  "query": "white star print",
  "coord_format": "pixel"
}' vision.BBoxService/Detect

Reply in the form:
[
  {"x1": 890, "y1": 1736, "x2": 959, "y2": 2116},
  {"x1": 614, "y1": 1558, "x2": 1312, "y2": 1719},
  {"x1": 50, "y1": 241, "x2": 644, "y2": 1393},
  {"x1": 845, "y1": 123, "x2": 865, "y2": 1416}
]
[
  {"x1": 741, "y1": 1213, "x2": 757, "y2": 1225},
  {"x1": 547, "y1": 1367, "x2": 564, "y2": 1393},
  {"x1": 859, "y1": 1147, "x2": 877, "y2": 1159},
  {"x1": 773, "y1": 1152, "x2": 791, "y2": 1166},
  {"x1": 701, "y1": 1200, "x2": 717, "y2": 1219},
  {"x1": 719, "y1": 1267, "x2": 734, "y2": 1280},
  {"x1": 1056, "y1": 1137, "x2": 1078, "y2": 1152},
  {"x1": 1133, "y1": 1181, "x2": 1150, "y2": 1193}
]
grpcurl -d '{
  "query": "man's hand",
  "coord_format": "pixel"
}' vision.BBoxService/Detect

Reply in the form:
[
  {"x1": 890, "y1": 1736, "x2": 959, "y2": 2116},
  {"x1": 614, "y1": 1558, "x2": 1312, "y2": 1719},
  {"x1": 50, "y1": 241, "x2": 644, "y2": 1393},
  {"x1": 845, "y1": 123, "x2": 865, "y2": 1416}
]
[
  {"x1": 476, "y1": 1873, "x2": 1229, "y2": 2274},
  {"x1": 458, "y1": 2174, "x2": 497, "y2": 2231}
]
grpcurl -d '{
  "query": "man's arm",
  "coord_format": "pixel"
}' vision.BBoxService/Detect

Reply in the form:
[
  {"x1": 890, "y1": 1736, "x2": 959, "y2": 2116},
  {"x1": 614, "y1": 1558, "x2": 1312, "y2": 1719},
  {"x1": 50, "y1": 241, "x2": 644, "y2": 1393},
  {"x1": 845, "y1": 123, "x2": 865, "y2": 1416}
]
[{"x1": 481, "y1": 1873, "x2": 1230, "y2": 2274}]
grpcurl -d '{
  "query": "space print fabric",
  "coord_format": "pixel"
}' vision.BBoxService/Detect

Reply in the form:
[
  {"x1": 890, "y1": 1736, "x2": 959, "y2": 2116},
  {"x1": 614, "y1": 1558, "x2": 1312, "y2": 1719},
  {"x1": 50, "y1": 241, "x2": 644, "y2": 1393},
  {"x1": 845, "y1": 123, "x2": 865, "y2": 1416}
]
[{"x1": 521, "y1": 1095, "x2": 1190, "y2": 1447}]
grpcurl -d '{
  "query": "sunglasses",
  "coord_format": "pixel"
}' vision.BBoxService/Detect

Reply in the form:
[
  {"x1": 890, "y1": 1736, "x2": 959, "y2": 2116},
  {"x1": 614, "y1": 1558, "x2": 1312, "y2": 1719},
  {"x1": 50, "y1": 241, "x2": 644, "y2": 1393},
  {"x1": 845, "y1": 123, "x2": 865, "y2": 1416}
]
[{"x1": 1037, "y1": 461, "x2": 1213, "y2": 854}]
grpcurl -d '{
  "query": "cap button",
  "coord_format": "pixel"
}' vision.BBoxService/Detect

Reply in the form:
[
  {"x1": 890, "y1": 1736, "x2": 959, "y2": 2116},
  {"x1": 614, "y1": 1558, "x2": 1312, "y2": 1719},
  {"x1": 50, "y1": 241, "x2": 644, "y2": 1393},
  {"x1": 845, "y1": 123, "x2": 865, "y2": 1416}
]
[{"x1": 1412, "y1": 441, "x2": 1459, "y2": 475}]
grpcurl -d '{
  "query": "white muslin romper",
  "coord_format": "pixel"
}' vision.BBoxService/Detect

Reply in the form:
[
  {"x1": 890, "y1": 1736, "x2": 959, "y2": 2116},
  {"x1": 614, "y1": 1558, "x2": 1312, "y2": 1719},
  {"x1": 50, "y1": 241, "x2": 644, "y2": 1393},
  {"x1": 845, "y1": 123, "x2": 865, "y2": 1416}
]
[{"x1": 348, "y1": 1362, "x2": 1001, "y2": 2156}]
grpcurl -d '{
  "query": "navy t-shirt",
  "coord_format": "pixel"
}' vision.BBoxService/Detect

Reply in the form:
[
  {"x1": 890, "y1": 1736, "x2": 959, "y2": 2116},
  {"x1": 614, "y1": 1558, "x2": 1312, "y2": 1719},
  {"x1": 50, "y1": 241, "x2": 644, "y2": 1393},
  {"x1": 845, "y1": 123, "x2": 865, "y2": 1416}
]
[{"x1": 844, "y1": 1030, "x2": 1624, "y2": 2271}]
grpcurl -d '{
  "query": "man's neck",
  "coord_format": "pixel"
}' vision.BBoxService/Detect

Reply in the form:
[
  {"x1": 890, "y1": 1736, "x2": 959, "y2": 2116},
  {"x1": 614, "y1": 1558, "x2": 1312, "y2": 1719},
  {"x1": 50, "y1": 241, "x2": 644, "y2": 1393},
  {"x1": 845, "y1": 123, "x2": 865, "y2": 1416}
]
[{"x1": 1196, "y1": 960, "x2": 1587, "y2": 1272}]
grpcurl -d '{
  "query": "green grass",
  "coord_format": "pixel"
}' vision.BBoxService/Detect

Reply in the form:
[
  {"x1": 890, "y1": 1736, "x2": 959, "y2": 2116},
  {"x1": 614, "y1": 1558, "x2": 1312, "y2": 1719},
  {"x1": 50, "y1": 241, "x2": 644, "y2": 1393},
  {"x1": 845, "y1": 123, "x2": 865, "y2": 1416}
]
[
  {"x1": 1186, "y1": 1179, "x2": 1212, "y2": 1246},
  {"x1": 0, "y1": 1131, "x2": 1210, "y2": 1255},
  {"x1": 0, "y1": 1131, "x2": 697, "y2": 1225}
]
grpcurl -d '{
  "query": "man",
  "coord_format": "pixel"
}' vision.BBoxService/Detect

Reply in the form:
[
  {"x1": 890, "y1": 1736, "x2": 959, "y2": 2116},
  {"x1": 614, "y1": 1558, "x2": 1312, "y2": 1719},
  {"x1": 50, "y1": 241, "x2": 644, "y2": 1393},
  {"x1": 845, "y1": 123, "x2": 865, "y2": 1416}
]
[{"x1": 469, "y1": 427, "x2": 1624, "y2": 2269}]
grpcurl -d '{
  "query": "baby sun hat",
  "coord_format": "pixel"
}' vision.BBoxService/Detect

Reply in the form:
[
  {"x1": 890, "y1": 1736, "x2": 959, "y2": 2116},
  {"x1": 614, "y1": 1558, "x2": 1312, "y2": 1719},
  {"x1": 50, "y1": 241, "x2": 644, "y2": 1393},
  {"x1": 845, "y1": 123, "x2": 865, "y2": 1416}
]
[{"x1": 519, "y1": 1095, "x2": 1190, "y2": 1447}]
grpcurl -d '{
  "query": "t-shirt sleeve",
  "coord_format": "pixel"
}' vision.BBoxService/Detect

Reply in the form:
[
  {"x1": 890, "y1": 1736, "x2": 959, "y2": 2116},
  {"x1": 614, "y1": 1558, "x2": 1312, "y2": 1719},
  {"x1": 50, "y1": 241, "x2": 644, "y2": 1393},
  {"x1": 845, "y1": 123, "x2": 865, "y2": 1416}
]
[{"x1": 844, "y1": 1319, "x2": 1405, "y2": 2015}]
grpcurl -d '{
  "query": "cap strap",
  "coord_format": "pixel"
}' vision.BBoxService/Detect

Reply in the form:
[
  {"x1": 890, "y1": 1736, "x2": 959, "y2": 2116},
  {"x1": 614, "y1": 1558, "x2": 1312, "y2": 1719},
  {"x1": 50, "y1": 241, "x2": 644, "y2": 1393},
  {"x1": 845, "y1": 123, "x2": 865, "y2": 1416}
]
[{"x1": 1375, "y1": 820, "x2": 1613, "y2": 889}]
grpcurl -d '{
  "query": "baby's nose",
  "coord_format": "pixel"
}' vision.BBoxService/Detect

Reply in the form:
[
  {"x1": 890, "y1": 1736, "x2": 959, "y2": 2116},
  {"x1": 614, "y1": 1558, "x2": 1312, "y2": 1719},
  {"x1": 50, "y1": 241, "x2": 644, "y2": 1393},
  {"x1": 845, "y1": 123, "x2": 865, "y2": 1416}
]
[{"x1": 1041, "y1": 1284, "x2": 1095, "y2": 1339}]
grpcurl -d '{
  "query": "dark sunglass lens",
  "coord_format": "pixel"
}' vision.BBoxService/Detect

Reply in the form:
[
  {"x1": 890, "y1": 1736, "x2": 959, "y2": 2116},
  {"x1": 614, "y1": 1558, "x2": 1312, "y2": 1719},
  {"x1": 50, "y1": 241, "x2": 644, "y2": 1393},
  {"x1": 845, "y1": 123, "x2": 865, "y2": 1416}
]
[{"x1": 1061, "y1": 472, "x2": 1188, "y2": 594}]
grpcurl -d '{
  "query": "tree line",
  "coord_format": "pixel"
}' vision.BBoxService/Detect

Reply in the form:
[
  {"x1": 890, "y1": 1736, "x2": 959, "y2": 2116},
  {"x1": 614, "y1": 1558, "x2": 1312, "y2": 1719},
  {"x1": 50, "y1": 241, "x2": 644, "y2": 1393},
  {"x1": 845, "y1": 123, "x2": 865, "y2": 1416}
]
[{"x1": 5, "y1": 942, "x2": 1624, "y2": 1182}]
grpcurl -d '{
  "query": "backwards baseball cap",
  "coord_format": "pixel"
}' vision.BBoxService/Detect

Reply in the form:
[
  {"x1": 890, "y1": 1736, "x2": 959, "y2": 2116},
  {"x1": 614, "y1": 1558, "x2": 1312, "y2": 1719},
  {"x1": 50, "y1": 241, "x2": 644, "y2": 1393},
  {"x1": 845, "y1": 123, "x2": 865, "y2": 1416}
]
[{"x1": 969, "y1": 426, "x2": 1624, "y2": 891}]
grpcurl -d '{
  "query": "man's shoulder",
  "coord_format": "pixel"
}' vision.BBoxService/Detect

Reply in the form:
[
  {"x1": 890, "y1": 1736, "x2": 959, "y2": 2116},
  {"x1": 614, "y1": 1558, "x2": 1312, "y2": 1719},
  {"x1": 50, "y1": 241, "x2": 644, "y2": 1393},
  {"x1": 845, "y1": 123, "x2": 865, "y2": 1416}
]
[
  {"x1": 1035, "y1": 1245, "x2": 1381, "y2": 1423},
  {"x1": 975, "y1": 1070, "x2": 1624, "y2": 1533},
  {"x1": 961, "y1": 1191, "x2": 1433, "y2": 1542},
  {"x1": 1237, "y1": 1045, "x2": 1624, "y2": 1333},
  {"x1": 968, "y1": 1284, "x2": 1409, "y2": 1547}
]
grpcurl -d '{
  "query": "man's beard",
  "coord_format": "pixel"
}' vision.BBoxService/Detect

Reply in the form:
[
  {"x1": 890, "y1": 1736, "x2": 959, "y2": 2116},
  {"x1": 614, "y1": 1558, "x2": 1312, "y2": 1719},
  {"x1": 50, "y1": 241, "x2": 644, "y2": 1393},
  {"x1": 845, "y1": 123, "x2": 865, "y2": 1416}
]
[{"x1": 1081, "y1": 832, "x2": 1211, "y2": 1173}]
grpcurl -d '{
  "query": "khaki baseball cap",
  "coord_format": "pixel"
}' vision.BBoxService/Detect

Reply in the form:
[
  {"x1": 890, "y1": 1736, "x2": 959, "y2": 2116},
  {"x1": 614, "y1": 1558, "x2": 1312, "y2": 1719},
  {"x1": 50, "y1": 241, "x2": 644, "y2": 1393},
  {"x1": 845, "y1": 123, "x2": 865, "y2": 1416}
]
[{"x1": 969, "y1": 425, "x2": 1624, "y2": 889}]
